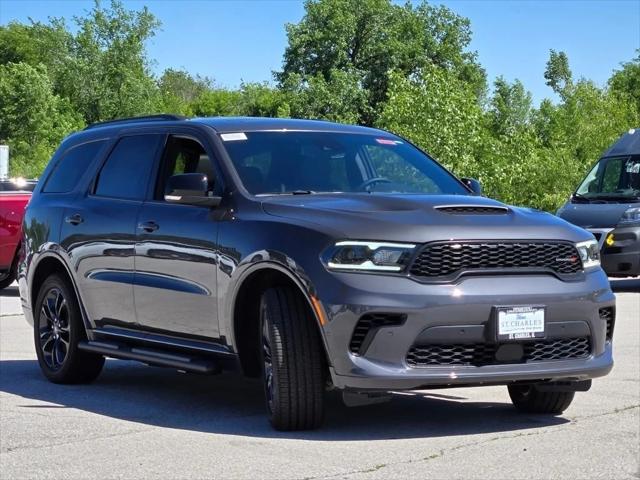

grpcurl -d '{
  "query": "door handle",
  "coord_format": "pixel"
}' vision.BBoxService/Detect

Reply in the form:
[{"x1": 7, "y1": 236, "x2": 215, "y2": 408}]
[
  {"x1": 65, "y1": 213, "x2": 83, "y2": 225},
  {"x1": 138, "y1": 221, "x2": 159, "y2": 233}
]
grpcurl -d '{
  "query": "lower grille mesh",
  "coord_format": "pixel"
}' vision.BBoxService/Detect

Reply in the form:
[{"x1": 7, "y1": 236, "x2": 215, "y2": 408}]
[
  {"x1": 349, "y1": 313, "x2": 406, "y2": 355},
  {"x1": 599, "y1": 307, "x2": 615, "y2": 341},
  {"x1": 523, "y1": 337, "x2": 591, "y2": 362},
  {"x1": 406, "y1": 337, "x2": 591, "y2": 367}
]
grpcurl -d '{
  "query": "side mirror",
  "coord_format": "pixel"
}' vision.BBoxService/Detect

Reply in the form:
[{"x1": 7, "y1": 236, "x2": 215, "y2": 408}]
[
  {"x1": 461, "y1": 177, "x2": 482, "y2": 195},
  {"x1": 164, "y1": 173, "x2": 221, "y2": 207}
]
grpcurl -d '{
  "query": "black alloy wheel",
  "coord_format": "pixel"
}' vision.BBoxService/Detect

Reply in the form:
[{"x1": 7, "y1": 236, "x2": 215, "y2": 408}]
[
  {"x1": 34, "y1": 273, "x2": 104, "y2": 384},
  {"x1": 38, "y1": 287, "x2": 71, "y2": 370},
  {"x1": 261, "y1": 302, "x2": 275, "y2": 415}
]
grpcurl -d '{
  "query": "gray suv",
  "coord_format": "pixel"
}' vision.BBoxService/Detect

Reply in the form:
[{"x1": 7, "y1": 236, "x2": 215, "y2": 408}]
[{"x1": 20, "y1": 115, "x2": 614, "y2": 431}]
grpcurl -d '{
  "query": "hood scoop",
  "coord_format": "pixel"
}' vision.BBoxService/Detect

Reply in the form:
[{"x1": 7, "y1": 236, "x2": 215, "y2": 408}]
[{"x1": 436, "y1": 205, "x2": 510, "y2": 215}]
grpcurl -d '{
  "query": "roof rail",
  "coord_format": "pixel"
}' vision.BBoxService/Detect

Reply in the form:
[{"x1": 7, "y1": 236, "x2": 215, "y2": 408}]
[{"x1": 84, "y1": 114, "x2": 187, "y2": 130}]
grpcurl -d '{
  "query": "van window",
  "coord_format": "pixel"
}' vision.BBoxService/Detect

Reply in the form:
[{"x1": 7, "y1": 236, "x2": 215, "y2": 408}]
[
  {"x1": 43, "y1": 140, "x2": 106, "y2": 193},
  {"x1": 94, "y1": 135, "x2": 163, "y2": 200},
  {"x1": 576, "y1": 156, "x2": 640, "y2": 200},
  {"x1": 601, "y1": 158, "x2": 625, "y2": 192}
]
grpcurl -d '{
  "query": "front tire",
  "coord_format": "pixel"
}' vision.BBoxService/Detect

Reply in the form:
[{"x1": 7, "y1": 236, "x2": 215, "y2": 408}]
[
  {"x1": 508, "y1": 384, "x2": 575, "y2": 414},
  {"x1": 260, "y1": 286, "x2": 325, "y2": 431},
  {"x1": 34, "y1": 273, "x2": 105, "y2": 384}
]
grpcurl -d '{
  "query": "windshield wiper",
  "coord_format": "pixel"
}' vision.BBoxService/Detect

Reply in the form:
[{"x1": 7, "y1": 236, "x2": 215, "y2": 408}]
[
  {"x1": 256, "y1": 190, "x2": 317, "y2": 196},
  {"x1": 571, "y1": 193, "x2": 590, "y2": 203},
  {"x1": 289, "y1": 190, "x2": 316, "y2": 195}
]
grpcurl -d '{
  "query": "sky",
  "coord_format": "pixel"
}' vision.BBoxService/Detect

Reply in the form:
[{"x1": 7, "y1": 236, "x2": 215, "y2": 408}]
[{"x1": 0, "y1": 0, "x2": 639, "y2": 105}]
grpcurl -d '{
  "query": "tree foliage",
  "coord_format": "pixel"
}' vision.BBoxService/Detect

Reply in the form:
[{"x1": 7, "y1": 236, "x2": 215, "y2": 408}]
[
  {"x1": 609, "y1": 50, "x2": 640, "y2": 113},
  {"x1": 157, "y1": 69, "x2": 212, "y2": 115},
  {"x1": 0, "y1": 63, "x2": 82, "y2": 177},
  {"x1": 378, "y1": 67, "x2": 484, "y2": 175},
  {"x1": 544, "y1": 49, "x2": 573, "y2": 96},
  {"x1": 0, "y1": 0, "x2": 638, "y2": 213},
  {"x1": 488, "y1": 77, "x2": 532, "y2": 136},
  {"x1": 278, "y1": 0, "x2": 485, "y2": 125},
  {"x1": 59, "y1": 0, "x2": 160, "y2": 123}
]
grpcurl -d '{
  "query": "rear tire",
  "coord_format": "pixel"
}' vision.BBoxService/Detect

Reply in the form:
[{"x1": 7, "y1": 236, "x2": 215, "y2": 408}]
[
  {"x1": 34, "y1": 273, "x2": 104, "y2": 384},
  {"x1": 508, "y1": 384, "x2": 575, "y2": 414},
  {"x1": 0, "y1": 252, "x2": 18, "y2": 290},
  {"x1": 0, "y1": 272, "x2": 14, "y2": 290},
  {"x1": 259, "y1": 286, "x2": 325, "y2": 431}
]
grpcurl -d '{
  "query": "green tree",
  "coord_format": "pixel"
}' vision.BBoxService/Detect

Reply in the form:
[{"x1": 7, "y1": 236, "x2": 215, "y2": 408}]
[
  {"x1": 278, "y1": 0, "x2": 485, "y2": 125},
  {"x1": 488, "y1": 77, "x2": 532, "y2": 135},
  {"x1": 544, "y1": 49, "x2": 573, "y2": 97},
  {"x1": 378, "y1": 67, "x2": 484, "y2": 176},
  {"x1": 0, "y1": 20, "x2": 72, "y2": 78},
  {"x1": 157, "y1": 68, "x2": 212, "y2": 115},
  {"x1": 238, "y1": 82, "x2": 291, "y2": 118},
  {"x1": 283, "y1": 70, "x2": 367, "y2": 123},
  {"x1": 190, "y1": 89, "x2": 242, "y2": 117},
  {"x1": 55, "y1": 0, "x2": 161, "y2": 123},
  {"x1": 1, "y1": 1, "x2": 162, "y2": 124},
  {"x1": 0, "y1": 63, "x2": 82, "y2": 177},
  {"x1": 609, "y1": 50, "x2": 640, "y2": 114}
]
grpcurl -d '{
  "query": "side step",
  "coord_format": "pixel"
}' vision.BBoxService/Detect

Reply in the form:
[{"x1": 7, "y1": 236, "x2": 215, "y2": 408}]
[{"x1": 78, "y1": 340, "x2": 222, "y2": 374}]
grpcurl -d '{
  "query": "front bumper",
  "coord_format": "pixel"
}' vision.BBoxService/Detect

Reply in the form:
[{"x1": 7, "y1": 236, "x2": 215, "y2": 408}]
[
  {"x1": 594, "y1": 225, "x2": 640, "y2": 277},
  {"x1": 317, "y1": 269, "x2": 615, "y2": 391}
]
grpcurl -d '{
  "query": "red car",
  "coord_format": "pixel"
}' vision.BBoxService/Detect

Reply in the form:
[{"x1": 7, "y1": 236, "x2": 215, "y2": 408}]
[{"x1": 0, "y1": 179, "x2": 36, "y2": 289}]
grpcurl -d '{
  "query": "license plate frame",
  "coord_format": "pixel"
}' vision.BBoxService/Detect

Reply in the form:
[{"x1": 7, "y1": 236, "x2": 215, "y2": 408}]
[{"x1": 495, "y1": 306, "x2": 546, "y2": 342}]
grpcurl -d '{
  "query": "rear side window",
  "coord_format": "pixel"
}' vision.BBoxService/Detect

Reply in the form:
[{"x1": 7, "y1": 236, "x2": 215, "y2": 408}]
[
  {"x1": 43, "y1": 140, "x2": 106, "y2": 193},
  {"x1": 94, "y1": 134, "x2": 163, "y2": 200}
]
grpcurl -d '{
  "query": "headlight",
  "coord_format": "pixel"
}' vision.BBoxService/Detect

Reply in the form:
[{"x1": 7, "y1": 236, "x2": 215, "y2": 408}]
[
  {"x1": 576, "y1": 239, "x2": 600, "y2": 269},
  {"x1": 619, "y1": 207, "x2": 640, "y2": 225},
  {"x1": 324, "y1": 241, "x2": 416, "y2": 272}
]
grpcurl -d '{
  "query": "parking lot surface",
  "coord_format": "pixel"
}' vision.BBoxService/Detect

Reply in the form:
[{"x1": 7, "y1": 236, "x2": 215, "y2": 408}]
[{"x1": 1, "y1": 280, "x2": 638, "y2": 480}]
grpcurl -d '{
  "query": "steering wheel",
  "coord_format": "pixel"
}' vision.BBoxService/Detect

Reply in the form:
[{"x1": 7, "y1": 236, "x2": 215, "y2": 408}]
[{"x1": 358, "y1": 177, "x2": 392, "y2": 191}]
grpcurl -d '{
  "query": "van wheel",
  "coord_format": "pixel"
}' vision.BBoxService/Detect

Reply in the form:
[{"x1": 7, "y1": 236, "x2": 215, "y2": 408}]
[
  {"x1": 34, "y1": 274, "x2": 104, "y2": 384},
  {"x1": 259, "y1": 286, "x2": 325, "y2": 430},
  {"x1": 508, "y1": 384, "x2": 575, "y2": 414}
]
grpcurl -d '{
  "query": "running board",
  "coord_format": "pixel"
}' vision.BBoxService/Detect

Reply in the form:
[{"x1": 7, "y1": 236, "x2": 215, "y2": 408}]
[{"x1": 78, "y1": 340, "x2": 222, "y2": 374}]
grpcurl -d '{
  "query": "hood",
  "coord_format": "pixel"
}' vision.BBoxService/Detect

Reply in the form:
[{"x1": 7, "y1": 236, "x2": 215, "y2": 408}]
[
  {"x1": 262, "y1": 194, "x2": 590, "y2": 243},
  {"x1": 557, "y1": 201, "x2": 633, "y2": 228}
]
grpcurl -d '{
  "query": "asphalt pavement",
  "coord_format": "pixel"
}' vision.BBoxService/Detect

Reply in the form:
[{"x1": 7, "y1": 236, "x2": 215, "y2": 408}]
[{"x1": 0, "y1": 279, "x2": 638, "y2": 480}]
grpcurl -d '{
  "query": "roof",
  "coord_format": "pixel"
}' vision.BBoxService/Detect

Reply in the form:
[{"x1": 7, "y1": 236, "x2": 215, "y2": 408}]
[
  {"x1": 602, "y1": 128, "x2": 640, "y2": 157},
  {"x1": 81, "y1": 115, "x2": 388, "y2": 136},
  {"x1": 190, "y1": 117, "x2": 385, "y2": 134}
]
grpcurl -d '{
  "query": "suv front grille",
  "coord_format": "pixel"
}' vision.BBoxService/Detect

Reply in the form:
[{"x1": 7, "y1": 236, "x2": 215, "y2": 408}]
[
  {"x1": 599, "y1": 307, "x2": 615, "y2": 341},
  {"x1": 409, "y1": 241, "x2": 582, "y2": 279},
  {"x1": 349, "y1": 313, "x2": 406, "y2": 355},
  {"x1": 406, "y1": 337, "x2": 591, "y2": 367}
]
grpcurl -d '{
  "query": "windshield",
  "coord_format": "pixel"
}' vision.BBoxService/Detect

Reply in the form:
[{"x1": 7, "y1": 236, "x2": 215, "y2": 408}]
[
  {"x1": 220, "y1": 131, "x2": 469, "y2": 196},
  {"x1": 576, "y1": 156, "x2": 640, "y2": 200}
]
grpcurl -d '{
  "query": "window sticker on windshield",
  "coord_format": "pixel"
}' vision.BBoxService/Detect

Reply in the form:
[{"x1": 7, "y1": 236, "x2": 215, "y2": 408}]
[
  {"x1": 220, "y1": 132, "x2": 247, "y2": 142},
  {"x1": 626, "y1": 162, "x2": 640, "y2": 173},
  {"x1": 376, "y1": 138, "x2": 402, "y2": 145}
]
